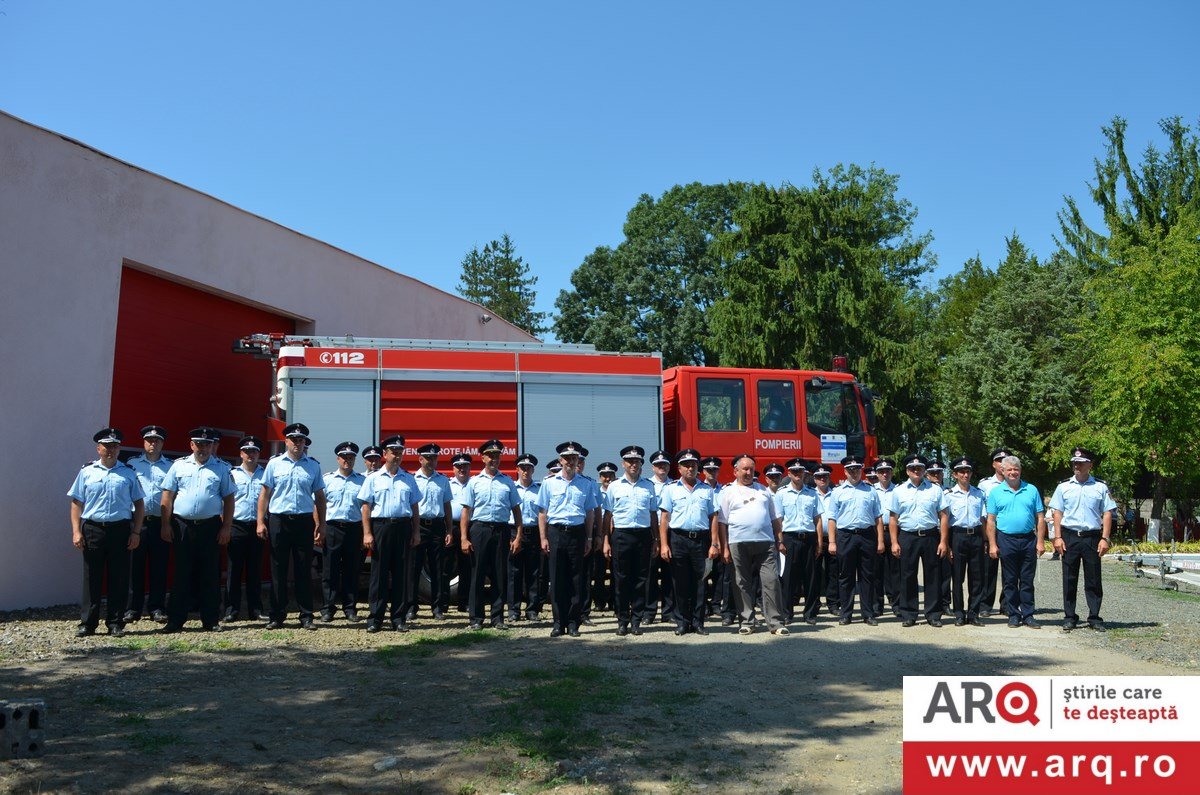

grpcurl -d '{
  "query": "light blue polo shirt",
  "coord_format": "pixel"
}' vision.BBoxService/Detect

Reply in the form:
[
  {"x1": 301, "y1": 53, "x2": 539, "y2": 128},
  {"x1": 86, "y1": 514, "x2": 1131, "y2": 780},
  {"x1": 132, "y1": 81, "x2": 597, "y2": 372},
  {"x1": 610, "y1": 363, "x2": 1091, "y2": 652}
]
[
  {"x1": 659, "y1": 479, "x2": 717, "y2": 532},
  {"x1": 231, "y1": 465, "x2": 264, "y2": 522},
  {"x1": 516, "y1": 480, "x2": 541, "y2": 527},
  {"x1": 825, "y1": 481, "x2": 882, "y2": 530},
  {"x1": 777, "y1": 482, "x2": 821, "y2": 534},
  {"x1": 459, "y1": 471, "x2": 521, "y2": 523},
  {"x1": 323, "y1": 470, "x2": 365, "y2": 523},
  {"x1": 68, "y1": 460, "x2": 145, "y2": 521},
  {"x1": 536, "y1": 473, "x2": 598, "y2": 525},
  {"x1": 944, "y1": 483, "x2": 987, "y2": 528},
  {"x1": 1049, "y1": 476, "x2": 1116, "y2": 530},
  {"x1": 128, "y1": 454, "x2": 171, "y2": 518},
  {"x1": 604, "y1": 475, "x2": 659, "y2": 529},
  {"x1": 161, "y1": 456, "x2": 235, "y2": 520},
  {"x1": 261, "y1": 454, "x2": 325, "y2": 515},
  {"x1": 357, "y1": 468, "x2": 420, "y2": 519},
  {"x1": 413, "y1": 469, "x2": 453, "y2": 520},
  {"x1": 890, "y1": 479, "x2": 948, "y2": 532},
  {"x1": 987, "y1": 480, "x2": 1043, "y2": 535}
]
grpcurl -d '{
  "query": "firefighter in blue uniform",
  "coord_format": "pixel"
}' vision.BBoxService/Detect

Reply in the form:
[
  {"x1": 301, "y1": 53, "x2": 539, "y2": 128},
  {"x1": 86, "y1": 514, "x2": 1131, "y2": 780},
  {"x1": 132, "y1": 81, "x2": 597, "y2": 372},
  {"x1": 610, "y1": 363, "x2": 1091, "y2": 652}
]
[
  {"x1": 889, "y1": 454, "x2": 949, "y2": 628},
  {"x1": 126, "y1": 425, "x2": 171, "y2": 624},
  {"x1": 592, "y1": 460, "x2": 618, "y2": 615},
  {"x1": 659, "y1": 449, "x2": 718, "y2": 635},
  {"x1": 777, "y1": 458, "x2": 823, "y2": 625},
  {"x1": 1050, "y1": 447, "x2": 1116, "y2": 632},
  {"x1": 812, "y1": 463, "x2": 841, "y2": 617},
  {"x1": 160, "y1": 427, "x2": 236, "y2": 633},
  {"x1": 701, "y1": 457, "x2": 731, "y2": 621},
  {"x1": 978, "y1": 447, "x2": 1012, "y2": 617},
  {"x1": 603, "y1": 446, "x2": 658, "y2": 635},
  {"x1": 460, "y1": 438, "x2": 522, "y2": 630},
  {"x1": 358, "y1": 435, "x2": 421, "y2": 632},
  {"x1": 409, "y1": 443, "x2": 453, "y2": 623},
  {"x1": 226, "y1": 435, "x2": 265, "y2": 622},
  {"x1": 510, "y1": 453, "x2": 543, "y2": 621},
  {"x1": 574, "y1": 449, "x2": 603, "y2": 625},
  {"x1": 870, "y1": 458, "x2": 899, "y2": 617},
  {"x1": 446, "y1": 452, "x2": 473, "y2": 616},
  {"x1": 68, "y1": 428, "x2": 146, "y2": 637},
  {"x1": 644, "y1": 449, "x2": 674, "y2": 625},
  {"x1": 824, "y1": 456, "x2": 883, "y2": 625},
  {"x1": 258, "y1": 422, "x2": 327, "y2": 630},
  {"x1": 536, "y1": 441, "x2": 599, "y2": 637},
  {"x1": 321, "y1": 441, "x2": 365, "y2": 622},
  {"x1": 944, "y1": 456, "x2": 988, "y2": 626}
]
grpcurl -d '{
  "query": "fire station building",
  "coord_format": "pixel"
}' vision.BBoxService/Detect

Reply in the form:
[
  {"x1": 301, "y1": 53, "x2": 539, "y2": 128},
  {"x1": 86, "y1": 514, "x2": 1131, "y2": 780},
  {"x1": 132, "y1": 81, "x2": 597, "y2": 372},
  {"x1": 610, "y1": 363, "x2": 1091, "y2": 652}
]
[{"x1": 0, "y1": 110, "x2": 537, "y2": 609}]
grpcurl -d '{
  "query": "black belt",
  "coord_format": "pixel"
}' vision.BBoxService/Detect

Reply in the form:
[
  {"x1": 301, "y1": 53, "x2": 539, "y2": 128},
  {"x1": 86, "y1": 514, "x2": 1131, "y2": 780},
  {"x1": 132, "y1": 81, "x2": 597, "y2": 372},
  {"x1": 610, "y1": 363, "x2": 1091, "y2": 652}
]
[
  {"x1": 615, "y1": 526, "x2": 652, "y2": 533},
  {"x1": 1062, "y1": 526, "x2": 1101, "y2": 537},
  {"x1": 671, "y1": 528, "x2": 710, "y2": 540},
  {"x1": 176, "y1": 516, "x2": 219, "y2": 525},
  {"x1": 951, "y1": 525, "x2": 982, "y2": 535},
  {"x1": 83, "y1": 518, "x2": 130, "y2": 528},
  {"x1": 838, "y1": 526, "x2": 874, "y2": 535},
  {"x1": 549, "y1": 523, "x2": 585, "y2": 531},
  {"x1": 903, "y1": 527, "x2": 939, "y2": 537},
  {"x1": 782, "y1": 531, "x2": 816, "y2": 536},
  {"x1": 329, "y1": 519, "x2": 360, "y2": 527},
  {"x1": 471, "y1": 520, "x2": 511, "y2": 528}
]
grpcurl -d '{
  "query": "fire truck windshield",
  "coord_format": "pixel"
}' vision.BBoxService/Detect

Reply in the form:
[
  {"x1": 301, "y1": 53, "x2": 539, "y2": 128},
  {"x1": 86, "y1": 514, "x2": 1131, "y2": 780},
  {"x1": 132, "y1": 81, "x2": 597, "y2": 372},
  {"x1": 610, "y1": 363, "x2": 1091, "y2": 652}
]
[{"x1": 805, "y1": 380, "x2": 864, "y2": 437}]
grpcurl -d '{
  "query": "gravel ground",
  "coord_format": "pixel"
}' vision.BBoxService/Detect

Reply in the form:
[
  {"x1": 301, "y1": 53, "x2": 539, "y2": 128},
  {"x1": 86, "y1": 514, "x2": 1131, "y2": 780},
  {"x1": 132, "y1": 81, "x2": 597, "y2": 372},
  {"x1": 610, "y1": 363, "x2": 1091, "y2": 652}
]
[{"x1": 0, "y1": 554, "x2": 1195, "y2": 794}]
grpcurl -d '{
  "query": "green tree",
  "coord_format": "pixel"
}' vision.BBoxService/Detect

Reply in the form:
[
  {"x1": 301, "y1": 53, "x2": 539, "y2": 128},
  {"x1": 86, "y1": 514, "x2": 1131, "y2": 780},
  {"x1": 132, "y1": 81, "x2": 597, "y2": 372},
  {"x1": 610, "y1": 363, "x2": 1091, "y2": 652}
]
[
  {"x1": 707, "y1": 165, "x2": 936, "y2": 452},
  {"x1": 554, "y1": 182, "x2": 748, "y2": 365},
  {"x1": 1055, "y1": 117, "x2": 1200, "y2": 521},
  {"x1": 457, "y1": 233, "x2": 548, "y2": 336}
]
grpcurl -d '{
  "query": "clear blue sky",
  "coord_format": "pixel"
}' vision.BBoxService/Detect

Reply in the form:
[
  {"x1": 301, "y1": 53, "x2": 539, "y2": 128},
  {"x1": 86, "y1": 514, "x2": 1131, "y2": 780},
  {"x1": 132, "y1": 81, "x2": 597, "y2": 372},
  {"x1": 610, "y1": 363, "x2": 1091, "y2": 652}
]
[{"x1": 3, "y1": 1, "x2": 1197, "y2": 333}]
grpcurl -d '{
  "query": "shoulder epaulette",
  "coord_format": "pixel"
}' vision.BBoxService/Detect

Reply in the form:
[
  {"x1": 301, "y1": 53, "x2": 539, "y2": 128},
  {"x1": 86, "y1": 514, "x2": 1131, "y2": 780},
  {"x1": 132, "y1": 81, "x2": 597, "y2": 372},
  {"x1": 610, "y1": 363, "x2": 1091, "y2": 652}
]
[
  {"x1": 1094, "y1": 478, "x2": 1106, "y2": 484},
  {"x1": 1060, "y1": 477, "x2": 1072, "y2": 483}
]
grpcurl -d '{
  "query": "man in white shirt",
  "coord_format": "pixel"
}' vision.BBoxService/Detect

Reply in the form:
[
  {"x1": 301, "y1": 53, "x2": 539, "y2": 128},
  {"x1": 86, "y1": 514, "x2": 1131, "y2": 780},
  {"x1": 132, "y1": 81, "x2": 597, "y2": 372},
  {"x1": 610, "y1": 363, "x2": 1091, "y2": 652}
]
[{"x1": 718, "y1": 455, "x2": 789, "y2": 636}]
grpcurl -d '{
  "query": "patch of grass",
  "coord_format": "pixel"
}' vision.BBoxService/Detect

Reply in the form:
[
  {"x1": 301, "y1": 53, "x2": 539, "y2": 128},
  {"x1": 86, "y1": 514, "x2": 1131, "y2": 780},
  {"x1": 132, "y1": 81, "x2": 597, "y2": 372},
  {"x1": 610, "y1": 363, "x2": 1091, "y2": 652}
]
[
  {"x1": 1108, "y1": 627, "x2": 1167, "y2": 640},
  {"x1": 261, "y1": 630, "x2": 295, "y2": 641},
  {"x1": 667, "y1": 773, "x2": 694, "y2": 794},
  {"x1": 456, "y1": 786, "x2": 478, "y2": 795},
  {"x1": 129, "y1": 730, "x2": 184, "y2": 752},
  {"x1": 115, "y1": 636, "x2": 252, "y2": 654},
  {"x1": 375, "y1": 630, "x2": 501, "y2": 664}
]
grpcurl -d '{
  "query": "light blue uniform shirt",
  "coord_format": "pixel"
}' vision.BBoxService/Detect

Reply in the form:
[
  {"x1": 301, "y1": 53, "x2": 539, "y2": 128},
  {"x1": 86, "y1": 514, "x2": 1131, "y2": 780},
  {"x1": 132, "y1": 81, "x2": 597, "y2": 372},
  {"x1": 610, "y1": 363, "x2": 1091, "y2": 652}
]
[
  {"x1": 825, "y1": 481, "x2": 882, "y2": 530},
  {"x1": 536, "y1": 473, "x2": 599, "y2": 525},
  {"x1": 1049, "y1": 476, "x2": 1116, "y2": 530},
  {"x1": 604, "y1": 475, "x2": 659, "y2": 528},
  {"x1": 987, "y1": 481, "x2": 1043, "y2": 535},
  {"x1": 460, "y1": 471, "x2": 521, "y2": 523},
  {"x1": 261, "y1": 454, "x2": 325, "y2": 515},
  {"x1": 659, "y1": 479, "x2": 716, "y2": 531},
  {"x1": 777, "y1": 483, "x2": 821, "y2": 534},
  {"x1": 944, "y1": 483, "x2": 987, "y2": 528},
  {"x1": 815, "y1": 487, "x2": 833, "y2": 523},
  {"x1": 323, "y1": 470, "x2": 365, "y2": 523},
  {"x1": 450, "y1": 477, "x2": 469, "y2": 522},
  {"x1": 357, "y1": 468, "x2": 420, "y2": 519},
  {"x1": 413, "y1": 469, "x2": 453, "y2": 520},
  {"x1": 68, "y1": 460, "x2": 145, "y2": 521},
  {"x1": 516, "y1": 480, "x2": 541, "y2": 527},
  {"x1": 580, "y1": 474, "x2": 603, "y2": 517},
  {"x1": 231, "y1": 465, "x2": 264, "y2": 522},
  {"x1": 890, "y1": 479, "x2": 948, "y2": 532},
  {"x1": 978, "y1": 474, "x2": 1005, "y2": 499},
  {"x1": 128, "y1": 454, "x2": 171, "y2": 518},
  {"x1": 874, "y1": 482, "x2": 896, "y2": 521},
  {"x1": 650, "y1": 475, "x2": 671, "y2": 498},
  {"x1": 161, "y1": 456, "x2": 236, "y2": 520}
]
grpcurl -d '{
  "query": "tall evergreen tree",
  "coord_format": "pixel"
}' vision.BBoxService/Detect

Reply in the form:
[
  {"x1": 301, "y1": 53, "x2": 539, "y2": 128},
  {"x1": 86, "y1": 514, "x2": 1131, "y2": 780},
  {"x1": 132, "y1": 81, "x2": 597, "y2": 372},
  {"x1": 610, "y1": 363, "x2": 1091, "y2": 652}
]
[{"x1": 457, "y1": 233, "x2": 548, "y2": 336}]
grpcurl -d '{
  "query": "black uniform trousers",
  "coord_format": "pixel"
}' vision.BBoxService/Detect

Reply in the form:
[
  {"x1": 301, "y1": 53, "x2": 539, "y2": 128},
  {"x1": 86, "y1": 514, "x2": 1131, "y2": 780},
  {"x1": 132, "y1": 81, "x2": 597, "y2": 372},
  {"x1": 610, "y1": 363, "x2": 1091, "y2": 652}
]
[
  {"x1": 836, "y1": 527, "x2": 876, "y2": 621},
  {"x1": 716, "y1": 559, "x2": 738, "y2": 621},
  {"x1": 128, "y1": 514, "x2": 168, "y2": 616},
  {"x1": 781, "y1": 532, "x2": 821, "y2": 622},
  {"x1": 547, "y1": 523, "x2": 587, "y2": 630},
  {"x1": 588, "y1": 549, "x2": 613, "y2": 613},
  {"x1": 668, "y1": 529, "x2": 709, "y2": 629},
  {"x1": 897, "y1": 529, "x2": 943, "y2": 623},
  {"x1": 823, "y1": 552, "x2": 842, "y2": 612},
  {"x1": 644, "y1": 555, "x2": 674, "y2": 622},
  {"x1": 508, "y1": 525, "x2": 543, "y2": 617},
  {"x1": 445, "y1": 538, "x2": 472, "y2": 613},
  {"x1": 950, "y1": 526, "x2": 985, "y2": 619},
  {"x1": 368, "y1": 517, "x2": 413, "y2": 624},
  {"x1": 406, "y1": 518, "x2": 447, "y2": 617},
  {"x1": 225, "y1": 519, "x2": 263, "y2": 617},
  {"x1": 322, "y1": 519, "x2": 364, "y2": 614},
  {"x1": 982, "y1": 553, "x2": 1001, "y2": 613},
  {"x1": 80, "y1": 519, "x2": 132, "y2": 630},
  {"x1": 871, "y1": 541, "x2": 901, "y2": 616},
  {"x1": 1061, "y1": 530, "x2": 1104, "y2": 623},
  {"x1": 468, "y1": 520, "x2": 512, "y2": 622},
  {"x1": 611, "y1": 527, "x2": 652, "y2": 625},
  {"x1": 268, "y1": 512, "x2": 317, "y2": 622},
  {"x1": 167, "y1": 516, "x2": 222, "y2": 628}
]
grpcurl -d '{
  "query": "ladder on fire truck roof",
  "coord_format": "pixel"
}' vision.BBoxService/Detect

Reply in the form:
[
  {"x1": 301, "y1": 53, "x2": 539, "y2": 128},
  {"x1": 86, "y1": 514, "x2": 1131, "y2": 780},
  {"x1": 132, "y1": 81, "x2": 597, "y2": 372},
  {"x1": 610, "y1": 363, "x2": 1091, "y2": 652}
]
[{"x1": 233, "y1": 333, "x2": 661, "y2": 359}]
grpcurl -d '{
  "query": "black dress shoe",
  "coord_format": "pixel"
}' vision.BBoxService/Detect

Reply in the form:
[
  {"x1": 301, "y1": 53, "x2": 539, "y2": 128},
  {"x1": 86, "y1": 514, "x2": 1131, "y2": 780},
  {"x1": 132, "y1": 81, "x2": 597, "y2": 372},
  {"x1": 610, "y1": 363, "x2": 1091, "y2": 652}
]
[
  {"x1": 804, "y1": 617, "x2": 817, "y2": 626},
  {"x1": 550, "y1": 626, "x2": 563, "y2": 637},
  {"x1": 366, "y1": 621, "x2": 381, "y2": 633},
  {"x1": 1088, "y1": 620, "x2": 1107, "y2": 632},
  {"x1": 980, "y1": 609, "x2": 993, "y2": 618},
  {"x1": 954, "y1": 616, "x2": 967, "y2": 627},
  {"x1": 222, "y1": 612, "x2": 237, "y2": 624},
  {"x1": 967, "y1": 615, "x2": 983, "y2": 626},
  {"x1": 206, "y1": 624, "x2": 223, "y2": 633},
  {"x1": 902, "y1": 619, "x2": 917, "y2": 628},
  {"x1": 345, "y1": 609, "x2": 360, "y2": 622},
  {"x1": 320, "y1": 611, "x2": 334, "y2": 623},
  {"x1": 432, "y1": 610, "x2": 445, "y2": 620},
  {"x1": 865, "y1": 617, "x2": 879, "y2": 627},
  {"x1": 162, "y1": 624, "x2": 183, "y2": 634},
  {"x1": 720, "y1": 616, "x2": 734, "y2": 627},
  {"x1": 507, "y1": 613, "x2": 520, "y2": 623},
  {"x1": 75, "y1": 626, "x2": 95, "y2": 638},
  {"x1": 108, "y1": 625, "x2": 126, "y2": 637},
  {"x1": 616, "y1": 624, "x2": 629, "y2": 636},
  {"x1": 151, "y1": 610, "x2": 169, "y2": 624},
  {"x1": 674, "y1": 625, "x2": 687, "y2": 636},
  {"x1": 582, "y1": 618, "x2": 596, "y2": 627},
  {"x1": 300, "y1": 618, "x2": 317, "y2": 631},
  {"x1": 568, "y1": 625, "x2": 581, "y2": 637},
  {"x1": 249, "y1": 610, "x2": 266, "y2": 621},
  {"x1": 838, "y1": 617, "x2": 852, "y2": 626},
  {"x1": 694, "y1": 625, "x2": 709, "y2": 636},
  {"x1": 1023, "y1": 618, "x2": 1042, "y2": 629},
  {"x1": 1007, "y1": 618, "x2": 1021, "y2": 628},
  {"x1": 631, "y1": 623, "x2": 643, "y2": 636},
  {"x1": 392, "y1": 621, "x2": 408, "y2": 633},
  {"x1": 122, "y1": 610, "x2": 139, "y2": 623},
  {"x1": 265, "y1": 620, "x2": 283, "y2": 630},
  {"x1": 1062, "y1": 619, "x2": 1076, "y2": 632},
  {"x1": 524, "y1": 611, "x2": 538, "y2": 621},
  {"x1": 492, "y1": 620, "x2": 509, "y2": 630},
  {"x1": 928, "y1": 619, "x2": 943, "y2": 628},
  {"x1": 469, "y1": 621, "x2": 484, "y2": 631}
]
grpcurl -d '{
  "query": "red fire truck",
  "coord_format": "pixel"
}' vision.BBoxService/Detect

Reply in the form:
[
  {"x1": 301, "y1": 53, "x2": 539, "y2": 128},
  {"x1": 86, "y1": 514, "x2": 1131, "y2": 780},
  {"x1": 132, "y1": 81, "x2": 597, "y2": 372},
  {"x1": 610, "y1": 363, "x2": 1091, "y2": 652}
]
[{"x1": 234, "y1": 335, "x2": 877, "y2": 482}]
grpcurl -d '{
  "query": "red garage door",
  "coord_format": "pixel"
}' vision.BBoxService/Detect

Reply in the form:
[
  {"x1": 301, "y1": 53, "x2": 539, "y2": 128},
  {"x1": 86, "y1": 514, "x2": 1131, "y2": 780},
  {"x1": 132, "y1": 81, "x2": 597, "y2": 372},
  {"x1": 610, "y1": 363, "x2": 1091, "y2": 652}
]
[{"x1": 109, "y1": 267, "x2": 295, "y2": 458}]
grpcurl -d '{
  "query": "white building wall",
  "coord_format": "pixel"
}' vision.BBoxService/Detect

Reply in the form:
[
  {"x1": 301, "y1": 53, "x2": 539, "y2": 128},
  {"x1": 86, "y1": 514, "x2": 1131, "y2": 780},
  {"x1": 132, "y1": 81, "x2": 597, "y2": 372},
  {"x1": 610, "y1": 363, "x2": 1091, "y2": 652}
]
[{"x1": 0, "y1": 110, "x2": 537, "y2": 609}]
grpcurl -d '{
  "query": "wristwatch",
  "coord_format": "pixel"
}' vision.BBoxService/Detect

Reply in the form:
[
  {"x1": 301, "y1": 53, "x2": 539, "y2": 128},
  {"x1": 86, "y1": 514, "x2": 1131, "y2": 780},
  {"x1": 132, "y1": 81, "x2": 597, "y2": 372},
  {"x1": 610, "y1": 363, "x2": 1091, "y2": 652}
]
[{"x1": 1100, "y1": 537, "x2": 1111, "y2": 543}]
